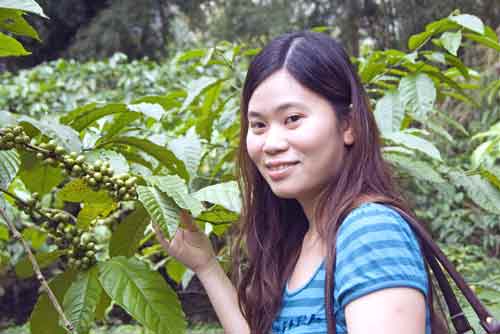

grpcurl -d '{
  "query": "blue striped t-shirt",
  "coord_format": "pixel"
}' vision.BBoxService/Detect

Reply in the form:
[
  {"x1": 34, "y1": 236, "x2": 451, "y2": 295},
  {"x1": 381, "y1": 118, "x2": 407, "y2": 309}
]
[{"x1": 271, "y1": 202, "x2": 431, "y2": 334}]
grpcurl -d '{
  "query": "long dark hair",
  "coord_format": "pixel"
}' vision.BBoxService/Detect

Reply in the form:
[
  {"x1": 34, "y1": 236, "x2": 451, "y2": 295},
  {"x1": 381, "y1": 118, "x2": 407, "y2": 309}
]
[{"x1": 234, "y1": 31, "x2": 445, "y2": 334}]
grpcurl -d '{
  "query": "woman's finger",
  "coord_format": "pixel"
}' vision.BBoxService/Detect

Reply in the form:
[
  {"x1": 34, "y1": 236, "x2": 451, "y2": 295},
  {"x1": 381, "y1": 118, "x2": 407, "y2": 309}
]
[
  {"x1": 179, "y1": 209, "x2": 198, "y2": 232},
  {"x1": 153, "y1": 223, "x2": 170, "y2": 250}
]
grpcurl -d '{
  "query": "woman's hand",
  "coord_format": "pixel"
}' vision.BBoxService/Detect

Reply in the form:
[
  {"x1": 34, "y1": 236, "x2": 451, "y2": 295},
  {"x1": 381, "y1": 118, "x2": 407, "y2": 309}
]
[{"x1": 153, "y1": 209, "x2": 217, "y2": 275}]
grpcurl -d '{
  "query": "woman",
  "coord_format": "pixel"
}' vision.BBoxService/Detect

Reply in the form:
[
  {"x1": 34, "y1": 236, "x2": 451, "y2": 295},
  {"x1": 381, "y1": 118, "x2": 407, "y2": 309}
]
[{"x1": 154, "y1": 31, "x2": 436, "y2": 334}]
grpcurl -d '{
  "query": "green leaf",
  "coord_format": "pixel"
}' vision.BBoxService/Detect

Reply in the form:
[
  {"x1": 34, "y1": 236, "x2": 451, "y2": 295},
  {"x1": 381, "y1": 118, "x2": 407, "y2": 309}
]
[
  {"x1": 100, "y1": 137, "x2": 189, "y2": 181},
  {"x1": 57, "y1": 179, "x2": 116, "y2": 229},
  {"x1": 399, "y1": 73, "x2": 436, "y2": 119},
  {"x1": 440, "y1": 31, "x2": 462, "y2": 56},
  {"x1": 98, "y1": 257, "x2": 186, "y2": 334},
  {"x1": 30, "y1": 270, "x2": 77, "y2": 334},
  {"x1": 131, "y1": 92, "x2": 184, "y2": 111},
  {"x1": 166, "y1": 258, "x2": 187, "y2": 284},
  {"x1": 175, "y1": 48, "x2": 205, "y2": 63},
  {"x1": 94, "y1": 291, "x2": 112, "y2": 321},
  {"x1": 19, "y1": 151, "x2": 64, "y2": 196},
  {"x1": 463, "y1": 32, "x2": 500, "y2": 52},
  {"x1": 196, "y1": 204, "x2": 239, "y2": 236},
  {"x1": 0, "y1": 0, "x2": 48, "y2": 18},
  {"x1": 167, "y1": 127, "x2": 203, "y2": 183},
  {"x1": 481, "y1": 167, "x2": 500, "y2": 190},
  {"x1": 373, "y1": 90, "x2": 404, "y2": 135},
  {"x1": 0, "y1": 31, "x2": 29, "y2": 56},
  {"x1": 384, "y1": 153, "x2": 445, "y2": 183},
  {"x1": 0, "y1": 8, "x2": 39, "y2": 39},
  {"x1": 96, "y1": 111, "x2": 141, "y2": 145},
  {"x1": 448, "y1": 170, "x2": 500, "y2": 215},
  {"x1": 15, "y1": 250, "x2": 65, "y2": 278},
  {"x1": 192, "y1": 181, "x2": 241, "y2": 214},
  {"x1": 181, "y1": 77, "x2": 220, "y2": 112},
  {"x1": 84, "y1": 149, "x2": 130, "y2": 174},
  {"x1": 61, "y1": 103, "x2": 129, "y2": 132},
  {"x1": 109, "y1": 203, "x2": 149, "y2": 257},
  {"x1": 471, "y1": 140, "x2": 495, "y2": 168},
  {"x1": 63, "y1": 266, "x2": 102, "y2": 334},
  {"x1": 21, "y1": 226, "x2": 47, "y2": 249},
  {"x1": 137, "y1": 185, "x2": 180, "y2": 238},
  {"x1": 449, "y1": 14, "x2": 484, "y2": 34},
  {"x1": 383, "y1": 131, "x2": 442, "y2": 161},
  {"x1": 19, "y1": 116, "x2": 82, "y2": 153},
  {"x1": 147, "y1": 175, "x2": 204, "y2": 217},
  {"x1": 127, "y1": 102, "x2": 164, "y2": 121},
  {"x1": 408, "y1": 31, "x2": 433, "y2": 51},
  {"x1": 0, "y1": 224, "x2": 8, "y2": 240},
  {"x1": 0, "y1": 149, "x2": 19, "y2": 189}
]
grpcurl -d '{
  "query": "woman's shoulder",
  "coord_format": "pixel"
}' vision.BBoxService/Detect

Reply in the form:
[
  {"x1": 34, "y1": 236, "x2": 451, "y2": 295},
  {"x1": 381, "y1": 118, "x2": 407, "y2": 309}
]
[{"x1": 338, "y1": 202, "x2": 413, "y2": 240}]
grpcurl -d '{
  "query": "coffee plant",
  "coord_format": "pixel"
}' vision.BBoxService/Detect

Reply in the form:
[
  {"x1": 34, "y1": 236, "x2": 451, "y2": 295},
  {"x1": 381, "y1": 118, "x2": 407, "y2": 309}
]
[{"x1": 1, "y1": 1, "x2": 500, "y2": 333}]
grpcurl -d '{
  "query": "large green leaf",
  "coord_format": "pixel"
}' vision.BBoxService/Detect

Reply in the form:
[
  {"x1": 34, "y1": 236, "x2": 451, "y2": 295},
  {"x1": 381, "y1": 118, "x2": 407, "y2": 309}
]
[
  {"x1": 57, "y1": 179, "x2": 116, "y2": 229},
  {"x1": 0, "y1": 8, "x2": 39, "y2": 39},
  {"x1": 0, "y1": 0, "x2": 48, "y2": 18},
  {"x1": 15, "y1": 250, "x2": 65, "y2": 278},
  {"x1": 148, "y1": 175, "x2": 204, "y2": 217},
  {"x1": 94, "y1": 291, "x2": 112, "y2": 321},
  {"x1": 192, "y1": 181, "x2": 241, "y2": 214},
  {"x1": 383, "y1": 131, "x2": 442, "y2": 161},
  {"x1": 63, "y1": 266, "x2": 102, "y2": 334},
  {"x1": 19, "y1": 151, "x2": 64, "y2": 196},
  {"x1": 109, "y1": 203, "x2": 149, "y2": 257},
  {"x1": 181, "y1": 77, "x2": 220, "y2": 112},
  {"x1": 136, "y1": 185, "x2": 180, "y2": 238},
  {"x1": 98, "y1": 257, "x2": 186, "y2": 334},
  {"x1": 167, "y1": 127, "x2": 203, "y2": 182},
  {"x1": 19, "y1": 116, "x2": 82, "y2": 153},
  {"x1": 398, "y1": 73, "x2": 436, "y2": 119},
  {"x1": 100, "y1": 137, "x2": 189, "y2": 180},
  {"x1": 384, "y1": 153, "x2": 445, "y2": 183},
  {"x1": 0, "y1": 31, "x2": 29, "y2": 56},
  {"x1": 463, "y1": 32, "x2": 500, "y2": 52},
  {"x1": 449, "y1": 14, "x2": 484, "y2": 34},
  {"x1": 30, "y1": 270, "x2": 77, "y2": 334},
  {"x1": 96, "y1": 111, "x2": 141, "y2": 145},
  {"x1": 0, "y1": 149, "x2": 19, "y2": 189},
  {"x1": 127, "y1": 102, "x2": 164, "y2": 121},
  {"x1": 196, "y1": 204, "x2": 239, "y2": 236},
  {"x1": 84, "y1": 149, "x2": 130, "y2": 174},
  {"x1": 60, "y1": 103, "x2": 129, "y2": 132},
  {"x1": 440, "y1": 31, "x2": 462, "y2": 56},
  {"x1": 448, "y1": 170, "x2": 500, "y2": 215},
  {"x1": 373, "y1": 90, "x2": 404, "y2": 135}
]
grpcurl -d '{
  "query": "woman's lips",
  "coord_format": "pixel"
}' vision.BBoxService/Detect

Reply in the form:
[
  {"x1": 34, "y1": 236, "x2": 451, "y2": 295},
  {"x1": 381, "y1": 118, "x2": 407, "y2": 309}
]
[{"x1": 266, "y1": 162, "x2": 299, "y2": 181}]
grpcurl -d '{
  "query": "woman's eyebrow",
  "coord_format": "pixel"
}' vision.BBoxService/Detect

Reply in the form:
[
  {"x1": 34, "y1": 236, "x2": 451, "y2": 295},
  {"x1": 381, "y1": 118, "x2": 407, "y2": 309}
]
[{"x1": 248, "y1": 102, "x2": 306, "y2": 118}]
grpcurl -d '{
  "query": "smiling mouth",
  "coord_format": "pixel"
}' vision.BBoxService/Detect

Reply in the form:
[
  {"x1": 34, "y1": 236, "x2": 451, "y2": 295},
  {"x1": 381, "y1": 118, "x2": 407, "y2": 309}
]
[
  {"x1": 267, "y1": 162, "x2": 299, "y2": 171},
  {"x1": 266, "y1": 162, "x2": 299, "y2": 180}
]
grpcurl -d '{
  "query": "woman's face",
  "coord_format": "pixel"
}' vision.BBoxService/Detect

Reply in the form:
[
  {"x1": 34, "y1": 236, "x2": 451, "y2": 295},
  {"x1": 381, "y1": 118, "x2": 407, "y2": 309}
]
[{"x1": 246, "y1": 69, "x2": 353, "y2": 204}]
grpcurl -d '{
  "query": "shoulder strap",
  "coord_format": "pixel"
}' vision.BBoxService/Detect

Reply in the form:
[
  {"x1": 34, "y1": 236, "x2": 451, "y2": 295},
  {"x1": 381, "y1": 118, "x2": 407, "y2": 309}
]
[{"x1": 389, "y1": 206, "x2": 500, "y2": 334}]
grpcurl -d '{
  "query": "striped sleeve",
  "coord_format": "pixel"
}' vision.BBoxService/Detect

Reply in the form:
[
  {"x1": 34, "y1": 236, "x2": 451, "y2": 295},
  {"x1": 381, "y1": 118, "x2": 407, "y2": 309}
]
[{"x1": 334, "y1": 203, "x2": 428, "y2": 309}]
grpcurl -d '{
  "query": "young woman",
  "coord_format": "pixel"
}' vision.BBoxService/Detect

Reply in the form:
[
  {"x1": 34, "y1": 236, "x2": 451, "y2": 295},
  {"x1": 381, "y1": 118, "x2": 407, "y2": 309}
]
[{"x1": 154, "y1": 31, "x2": 438, "y2": 334}]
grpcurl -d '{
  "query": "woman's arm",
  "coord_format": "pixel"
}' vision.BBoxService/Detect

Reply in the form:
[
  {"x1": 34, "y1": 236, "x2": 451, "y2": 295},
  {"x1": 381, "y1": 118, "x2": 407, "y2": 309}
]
[
  {"x1": 344, "y1": 287, "x2": 426, "y2": 334},
  {"x1": 153, "y1": 211, "x2": 250, "y2": 333},
  {"x1": 196, "y1": 260, "x2": 250, "y2": 333}
]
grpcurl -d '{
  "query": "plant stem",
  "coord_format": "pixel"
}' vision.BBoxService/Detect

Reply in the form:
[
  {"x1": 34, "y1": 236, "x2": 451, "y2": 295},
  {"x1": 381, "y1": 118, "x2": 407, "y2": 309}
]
[{"x1": 0, "y1": 207, "x2": 75, "y2": 333}]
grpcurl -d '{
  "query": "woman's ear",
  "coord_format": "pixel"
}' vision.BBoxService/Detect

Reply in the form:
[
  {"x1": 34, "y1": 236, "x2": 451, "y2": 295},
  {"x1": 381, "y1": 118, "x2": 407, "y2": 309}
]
[
  {"x1": 341, "y1": 114, "x2": 355, "y2": 146},
  {"x1": 343, "y1": 126, "x2": 354, "y2": 146}
]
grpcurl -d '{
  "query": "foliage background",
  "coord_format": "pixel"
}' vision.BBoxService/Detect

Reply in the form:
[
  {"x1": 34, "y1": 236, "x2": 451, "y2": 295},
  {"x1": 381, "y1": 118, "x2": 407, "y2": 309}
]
[{"x1": 1, "y1": 1, "x2": 500, "y2": 333}]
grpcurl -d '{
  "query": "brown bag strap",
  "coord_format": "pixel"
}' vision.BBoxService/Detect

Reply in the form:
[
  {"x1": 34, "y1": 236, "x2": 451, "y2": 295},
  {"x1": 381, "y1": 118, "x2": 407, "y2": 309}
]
[{"x1": 390, "y1": 206, "x2": 500, "y2": 334}]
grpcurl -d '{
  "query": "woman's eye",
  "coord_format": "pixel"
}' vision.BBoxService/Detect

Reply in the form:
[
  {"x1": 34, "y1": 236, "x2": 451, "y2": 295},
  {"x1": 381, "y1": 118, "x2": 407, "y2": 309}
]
[
  {"x1": 250, "y1": 121, "x2": 265, "y2": 129},
  {"x1": 285, "y1": 115, "x2": 301, "y2": 124}
]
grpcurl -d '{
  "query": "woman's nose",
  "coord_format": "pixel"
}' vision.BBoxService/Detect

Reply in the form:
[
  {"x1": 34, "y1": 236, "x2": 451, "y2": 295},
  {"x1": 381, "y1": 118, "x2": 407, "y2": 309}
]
[{"x1": 262, "y1": 127, "x2": 289, "y2": 154}]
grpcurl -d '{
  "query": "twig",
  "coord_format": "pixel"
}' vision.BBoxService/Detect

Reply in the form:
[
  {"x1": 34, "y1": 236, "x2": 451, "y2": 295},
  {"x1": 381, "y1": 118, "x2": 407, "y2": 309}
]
[{"x1": 0, "y1": 207, "x2": 75, "y2": 333}]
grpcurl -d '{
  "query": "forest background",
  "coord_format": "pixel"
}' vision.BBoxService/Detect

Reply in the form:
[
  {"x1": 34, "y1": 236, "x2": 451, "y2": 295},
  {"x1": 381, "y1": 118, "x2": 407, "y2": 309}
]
[{"x1": 1, "y1": 0, "x2": 500, "y2": 333}]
